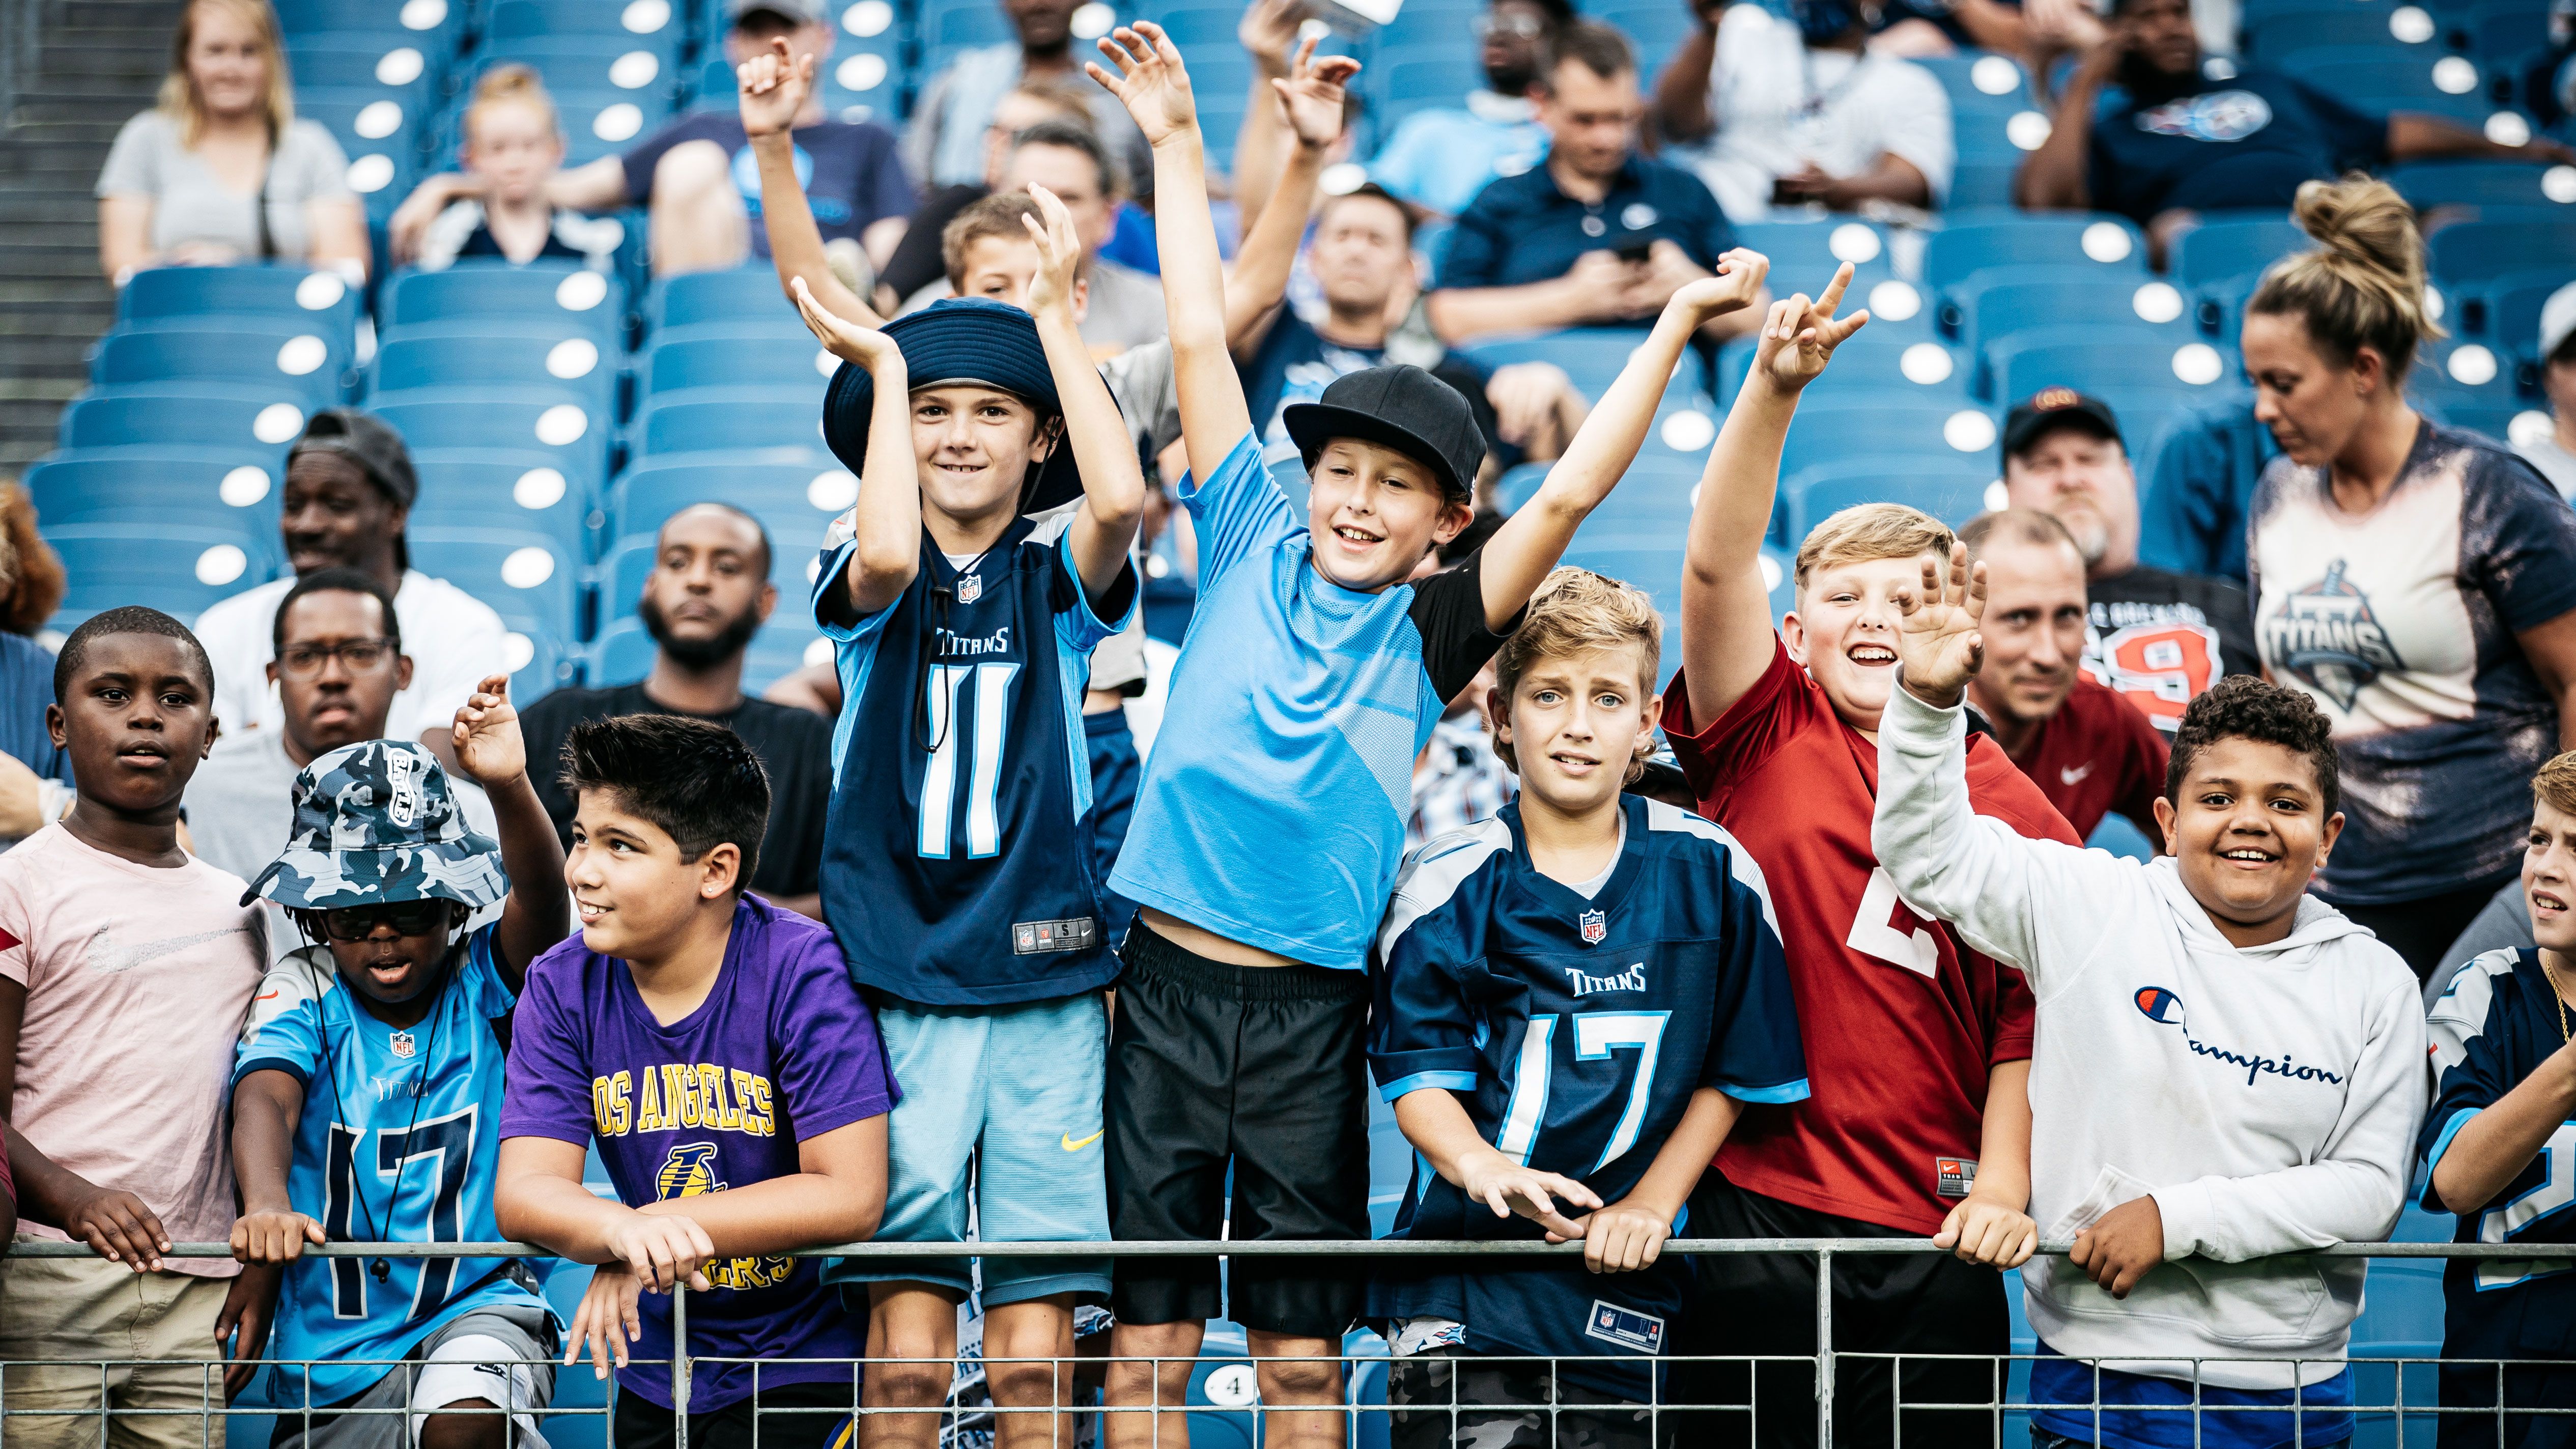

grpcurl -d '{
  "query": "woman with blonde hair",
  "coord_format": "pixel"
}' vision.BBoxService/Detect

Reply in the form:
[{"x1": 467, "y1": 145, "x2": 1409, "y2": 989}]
[
  {"x1": 2244, "y1": 174, "x2": 2576, "y2": 980},
  {"x1": 95, "y1": 0, "x2": 369, "y2": 282},
  {"x1": 413, "y1": 64, "x2": 623, "y2": 271}
]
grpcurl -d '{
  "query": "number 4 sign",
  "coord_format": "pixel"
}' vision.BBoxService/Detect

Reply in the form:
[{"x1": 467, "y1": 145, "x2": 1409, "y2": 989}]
[{"x1": 1846, "y1": 866, "x2": 1939, "y2": 977}]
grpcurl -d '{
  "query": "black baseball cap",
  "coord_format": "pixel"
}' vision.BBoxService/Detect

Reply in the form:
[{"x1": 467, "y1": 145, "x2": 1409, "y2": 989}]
[
  {"x1": 1283, "y1": 364, "x2": 1484, "y2": 502},
  {"x1": 290, "y1": 408, "x2": 418, "y2": 508},
  {"x1": 730, "y1": 0, "x2": 823, "y2": 25},
  {"x1": 2001, "y1": 388, "x2": 2124, "y2": 465}
]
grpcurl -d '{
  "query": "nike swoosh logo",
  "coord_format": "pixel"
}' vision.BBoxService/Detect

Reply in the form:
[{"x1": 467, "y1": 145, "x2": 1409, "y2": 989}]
[
  {"x1": 2058, "y1": 764, "x2": 2094, "y2": 786},
  {"x1": 83, "y1": 926, "x2": 248, "y2": 975},
  {"x1": 1062, "y1": 1128, "x2": 1105, "y2": 1152}
]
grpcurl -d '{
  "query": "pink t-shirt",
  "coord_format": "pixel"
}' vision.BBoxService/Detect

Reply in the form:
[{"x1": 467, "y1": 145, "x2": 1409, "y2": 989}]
[{"x1": 0, "y1": 823, "x2": 267, "y2": 1275}]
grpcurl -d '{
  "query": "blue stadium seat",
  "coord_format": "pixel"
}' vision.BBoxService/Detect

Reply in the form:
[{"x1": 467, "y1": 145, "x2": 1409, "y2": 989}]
[
  {"x1": 1777, "y1": 401, "x2": 1998, "y2": 527},
  {"x1": 2463, "y1": 0, "x2": 2549, "y2": 61},
  {"x1": 370, "y1": 388, "x2": 611, "y2": 493},
  {"x1": 1949, "y1": 159, "x2": 2023, "y2": 210},
  {"x1": 407, "y1": 448, "x2": 601, "y2": 560},
  {"x1": 1911, "y1": 53, "x2": 2036, "y2": 113},
  {"x1": 918, "y1": 0, "x2": 1013, "y2": 72},
  {"x1": 373, "y1": 327, "x2": 619, "y2": 413},
  {"x1": 1557, "y1": 534, "x2": 1683, "y2": 642},
  {"x1": 1988, "y1": 324, "x2": 2235, "y2": 407},
  {"x1": 2172, "y1": 213, "x2": 2309, "y2": 289},
  {"x1": 58, "y1": 383, "x2": 312, "y2": 457},
  {"x1": 25, "y1": 449, "x2": 285, "y2": 574},
  {"x1": 2387, "y1": 160, "x2": 2570, "y2": 209},
  {"x1": 383, "y1": 264, "x2": 628, "y2": 341},
  {"x1": 1921, "y1": 213, "x2": 2149, "y2": 291},
  {"x1": 536, "y1": 89, "x2": 677, "y2": 165},
  {"x1": 742, "y1": 623, "x2": 829, "y2": 694},
  {"x1": 93, "y1": 323, "x2": 351, "y2": 408},
  {"x1": 1590, "y1": 0, "x2": 1697, "y2": 57},
  {"x1": 117, "y1": 265, "x2": 362, "y2": 339},
  {"x1": 285, "y1": 36, "x2": 444, "y2": 103},
  {"x1": 299, "y1": 85, "x2": 422, "y2": 164},
  {"x1": 2245, "y1": 4, "x2": 2433, "y2": 61},
  {"x1": 647, "y1": 267, "x2": 802, "y2": 335},
  {"x1": 506, "y1": 624, "x2": 573, "y2": 704},
  {"x1": 2480, "y1": 268, "x2": 2576, "y2": 364},
  {"x1": 1942, "y1": 267, "x2": 2194, "y2": 380},
  {"x1": 639, "y1": 335, "x2": 840, "y2": 396},
  {"x1": 274, "y1": 0, "x2": 462, "y2": 43},
  {"x1": 1731, "y1": 218, "x2": 1900, "y2": 288},
  {"x1": 410, "y1": 526, "x2": 583, "y2": 640},
  {"x1": 476, "y1": 37, "x2": 678, "y2": 104},
  {"x1": 2429, "y1": 218, "x2": 2576, "y2": 283},
  {"x1": 1583, "y1": 456, "x2": 1703, "y2": 534},
  {"x1": 1716, "y1": 331, "x2": 1973, "y2": 402},
  {"x1": 1452, "y1": 328, "x2": 1657, "y2": 400},
  {"x1": 2413, "y1": 334, "x2": 2524, "y2": 414},
  {"x1": 1762, "y1": 543, "x2": 1795, "y2": 623},
  {"x1": 2287, "y1": 46, "x2": 2490, "y2": 121},
  {"x1": 633, "y1": 388, "x2": 830, "y2": 456},
  {"x1": 42, "y1": 523, "x2": 275, "y2": 629},
  {"x1": 1372, "y1": 48, "x2": 1486, "y2": 132},
  {"x1": 609, "y1": 456, "x2": 853, "y2": 543},
  {"x1": 1784, "y1": 456, "x2": 1994, "y2": 541},
  {"x1": 587, "y1": 615, "x2": 658, "y2": 683},
  {"x1": 487, "y1": 0, "x2": 684, "y2": 55}
]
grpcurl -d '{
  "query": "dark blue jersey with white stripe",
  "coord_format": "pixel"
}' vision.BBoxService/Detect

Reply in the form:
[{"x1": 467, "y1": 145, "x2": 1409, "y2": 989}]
[
  {"x1": 812, "y1": 507, "x2": 1136, "y2": 1007},
  {"x1": 1367, "y1": 795, "x2": 1808, "y2": 1396}
]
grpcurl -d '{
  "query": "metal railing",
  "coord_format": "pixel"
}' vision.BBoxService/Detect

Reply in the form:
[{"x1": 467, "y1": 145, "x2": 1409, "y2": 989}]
[{"x1": 6, "y1": 1236, "x2": 2574, "y2": 1448}]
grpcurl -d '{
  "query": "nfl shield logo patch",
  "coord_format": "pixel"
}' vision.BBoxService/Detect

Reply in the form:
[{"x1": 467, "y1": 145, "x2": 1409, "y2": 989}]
[
  {"x1": 389, "y1": 1031, "x2": 416, "y2": 1059},
  {"x1": 956, "y1": 571, "x2": 982, "y2": 604},
  {"x1": 1578, "y1": 908, "x2": 1606, "y2": 945}
]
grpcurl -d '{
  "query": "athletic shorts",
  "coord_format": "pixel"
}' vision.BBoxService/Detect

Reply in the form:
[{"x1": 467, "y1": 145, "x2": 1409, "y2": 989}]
[
  {"x1": 822, "y1": 991, "x2": 1110, "y2": 1306},
  {"x1": 266, "y1": 1304, "x2": 558, "y2": 1449},
  {"x1": 1387, "y1": 1352, "x2": 1654, "y2": 1449},
  {"x1": 1102, "y1": 921, "x2": 1370, "y2": 1338},
  {"x1": 1664, "y1": 1177, "x2": 2006, "y2": 1449},
  {"x1": 611, "y1": 1380, "x2": 855, "y2": 1449}
]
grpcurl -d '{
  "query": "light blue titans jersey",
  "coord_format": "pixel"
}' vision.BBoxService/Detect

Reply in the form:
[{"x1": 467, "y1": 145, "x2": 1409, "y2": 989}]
[
  {"x1": 233, "y1": 927, "x2": 548, "y2": 1407},
  {"x1": 1367, "y1": 797, "x2": 1808, "y2": 1398},
  {"x1": 1107, "y1": 431, "x2": 1510, "y2": 970},
  {"x1": 812, "y1": 505, "x2": 1134, "y2": 1006}
]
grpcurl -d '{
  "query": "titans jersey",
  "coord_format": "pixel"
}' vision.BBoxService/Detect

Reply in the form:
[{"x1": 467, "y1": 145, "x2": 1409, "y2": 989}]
[
  {"x1": 2421, "y1": 949, "x2": 2576, "y2": 1388},
  {"x1": 233, "y1": 927, "x2": 548, "y2": 1408},
  {"x1": 1368, "y1": 796, "x2": 1809, "y2": 1396},
  {"x1": 813, "y1": 508, "x2": 1136, "y2": 1006}
]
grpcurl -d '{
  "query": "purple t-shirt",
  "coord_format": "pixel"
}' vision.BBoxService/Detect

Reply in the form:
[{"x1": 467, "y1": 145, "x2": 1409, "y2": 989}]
[{"x1": 501, "y1": 895, "x2": 898, "y2": 1409}]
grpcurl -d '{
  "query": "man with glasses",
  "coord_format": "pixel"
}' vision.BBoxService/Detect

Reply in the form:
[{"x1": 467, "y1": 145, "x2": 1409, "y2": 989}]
[
  {"x1": 186, "y1": 569, "x2": 501, "y2": 961},
  {"x1": 1365, "y1": 0, "x2": 1570, "y2": 218}
]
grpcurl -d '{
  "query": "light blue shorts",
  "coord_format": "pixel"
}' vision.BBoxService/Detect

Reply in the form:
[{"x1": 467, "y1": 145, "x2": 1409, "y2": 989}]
[{"x1": 823, "y1": 991, "x2": 1110, "y2": 1307}]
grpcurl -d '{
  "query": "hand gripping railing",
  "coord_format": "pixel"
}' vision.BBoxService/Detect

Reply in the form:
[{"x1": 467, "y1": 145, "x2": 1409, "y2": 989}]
[{"x1": 8, "y1": 1236, "x2": 2575, "y2": 1449}]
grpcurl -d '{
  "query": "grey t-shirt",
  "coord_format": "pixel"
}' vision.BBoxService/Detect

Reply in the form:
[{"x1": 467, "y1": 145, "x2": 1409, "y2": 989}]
[
  {"x1": 184, "y1": 729, "x2": 498, "y2": 959},
  {"x1": 2518, "y1": 434, "x2": 2576, "y2": 504},
  {"x1": 96, "y1": 110, "x2": 353, "y2": 261}
]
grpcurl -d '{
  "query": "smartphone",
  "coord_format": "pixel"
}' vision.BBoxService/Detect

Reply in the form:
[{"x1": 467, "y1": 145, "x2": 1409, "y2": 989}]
[{"x1": 1613, "y1": 241, "x2": 1655, "y2": 264}]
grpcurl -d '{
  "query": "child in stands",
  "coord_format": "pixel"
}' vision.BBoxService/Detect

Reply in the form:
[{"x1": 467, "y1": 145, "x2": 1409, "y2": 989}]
[
  {"x1": 229, "y1": 675, "x2": 571, "y2": 1449},
  {"x1": 1664, "y1": 271, "x2": 2077, "y2": 1448},
  {"x1": 1373, "y1": 569, "x2": 1807, "y2": 1448},
  {"x1": 1877, "y1": 553, "x2": 2426, "y2": 1449},
  {"x1": 415, "y1": 65, "x2": 621, "y2": 271},
  {"x1": 1084, "y1": 23, "x2": 1766, "y2": 1446},
  {"x1": 2424, "y1": 749, "x2": 2576, "y2": 1447},
  {"x1": 495, "y1": 715, "x2": 896, "y2": 1449},
  {"x1": 0, "y1": 607, "x2": 271, "y2": 1449}
]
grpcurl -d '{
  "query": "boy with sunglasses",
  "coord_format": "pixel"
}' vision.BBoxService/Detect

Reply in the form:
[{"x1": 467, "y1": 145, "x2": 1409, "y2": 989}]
[{"x1": 228, "y1": 676, "x2": 574, "y2": 1449}]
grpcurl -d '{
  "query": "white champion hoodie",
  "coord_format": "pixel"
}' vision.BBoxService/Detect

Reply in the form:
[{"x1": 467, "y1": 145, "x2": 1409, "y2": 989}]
[{"x1": 1872, "y1": 685, "x2": 2429, "y2": 1389}]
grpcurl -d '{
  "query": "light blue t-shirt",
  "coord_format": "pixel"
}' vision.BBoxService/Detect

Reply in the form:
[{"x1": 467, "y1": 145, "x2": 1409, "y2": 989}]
[
  {"x1": 1367, "y1": 94, "x2": 1548, "y2": 218},
  {"x1": 1106, "y1": 431, "x2": 1512, "y2": 970}
]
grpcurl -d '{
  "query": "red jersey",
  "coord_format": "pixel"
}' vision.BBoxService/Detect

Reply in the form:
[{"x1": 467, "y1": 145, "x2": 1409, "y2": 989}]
[
  {"x1": 1995, "y1": 677, "x2": 2170, "y2": 843},
  {"x1": 1665, "y1": 638, "x2": 2079, "y2": 1234}
]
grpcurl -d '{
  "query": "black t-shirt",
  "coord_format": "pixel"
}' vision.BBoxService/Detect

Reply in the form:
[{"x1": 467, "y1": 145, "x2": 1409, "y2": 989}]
[
  {"x1": 457, "y1": 222, "x2": 586, "y2": 264},
  {"x1": 2087, "y1": 68, "x2": 2387, "y2": 224},
  {"x1": 519, "y1": 682, "x2": 834, "y2": 899},
  {"x1": 2082, "y1": 563, "x2": 2260, "y2": 735},
  {"x1": 620, "y1": 111, "x2": 912, "y2": 255}
]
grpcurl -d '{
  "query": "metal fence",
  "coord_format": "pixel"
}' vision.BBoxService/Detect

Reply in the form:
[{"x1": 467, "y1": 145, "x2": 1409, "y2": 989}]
[{"x1": 5, "y1": 1236, "x2": 2573, "y2": 1449}]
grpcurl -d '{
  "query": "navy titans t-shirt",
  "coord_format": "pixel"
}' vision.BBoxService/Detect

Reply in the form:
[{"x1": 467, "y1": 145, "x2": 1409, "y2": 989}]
[
  {"x1": 621, "y1": 112, "x2": 912, "y2": 255},
  {"x1": 2088, "y1": 68, "x2": 2387, "y2": 224}
]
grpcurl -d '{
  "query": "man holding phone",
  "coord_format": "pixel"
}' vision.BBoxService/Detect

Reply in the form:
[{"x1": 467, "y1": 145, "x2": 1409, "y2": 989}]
[{"x1": 1427, "y1": 21, "x2": 1758, "y2": 346}]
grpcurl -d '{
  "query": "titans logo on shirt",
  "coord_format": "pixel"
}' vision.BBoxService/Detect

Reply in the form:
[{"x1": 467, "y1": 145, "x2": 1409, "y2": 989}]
[
  {"x1": 2266, "y1": 560, "x2": 2405, "y2": 709},
  {"x1": 2134, "y1": 90, "x2": 2274, "y2": 142}
]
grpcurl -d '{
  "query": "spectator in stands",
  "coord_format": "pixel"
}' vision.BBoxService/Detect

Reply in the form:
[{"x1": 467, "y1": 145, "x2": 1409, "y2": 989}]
[
  {"x1": 518, "y1": 504, "x2": 831, "y2": 921},
  {"x1": 1430, "y1": 24, "x2": 1760, "y2": 346},
  {"x1": 2518, "y1": 282, "x2": 2576, "y2": 502},
  {"x1": 2015, "y1": 0, "x2": 2575, "y2": 250},
  {"x1": 2245, "y1": 176, "x2": 2576, "y2": 980},
  {"x1": 1362, "y1": 0, "x2": 1569, "y2": 218},
  {"x1": 1870, "y1": 0, "x2": 2046, "y2": 59},
  {"x1": 96, "y1": 0, "x2": 370, "y2": 285},
  {"x1": 1958, "y1": 509, "x2": 2168, "y2": 842},
  {"x1": 1999, "y1": 388, "x2": 2259, "y2": 733},
  {"x1": 894, "y1": 120, "x2": 1168, "y2": 352},
  {"x1": 2137, "y1": 394, "x2": 2276, "y2": 582},
  {"x1": 907, "y1": 0, "x2": 1152, "y2": 194},
  {"x1": 0, "y1": 485, "x2": 71, "y2": 850},
  {"x1": 192, "y1": 410, "x2": 511, "y2": 759},
  {"x1": 872, "y1": 77, "x2": 1096, "y2": 311},
  {"x1": 393, "y1": 0, "x2": 910, "y2": 284},
  {"x1": 1652, "y1": 0, "x2": 1952, "y2": 222},
  {"x1": 412, "y1": 65, "x2": 623, "y2": 272}
]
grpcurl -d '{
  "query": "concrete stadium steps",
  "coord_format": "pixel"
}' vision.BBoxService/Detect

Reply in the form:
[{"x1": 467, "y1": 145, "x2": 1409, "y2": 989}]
[{"x1": 0, "y1": 0, "x2": 182, "y2": 469}]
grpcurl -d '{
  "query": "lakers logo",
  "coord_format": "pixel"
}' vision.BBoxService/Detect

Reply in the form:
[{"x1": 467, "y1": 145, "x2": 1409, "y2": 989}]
[{"x1": 655, "y1": 1142, "x2": 727, "y2": 1200}]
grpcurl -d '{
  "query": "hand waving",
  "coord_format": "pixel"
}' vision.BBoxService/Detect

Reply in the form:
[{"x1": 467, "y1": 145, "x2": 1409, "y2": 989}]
[
  {"x1": 792, "y1": 275, "x2": 901, "y2": 368},
  {"x1": 1664, "y1": 246, "x2": 1770, "y2": 326},
  {"x1": 1021, "y1": 182, "x2": 1086, "y2": 320},
  {"x1": 450, "y1": 673, "x2": 528, "y2": 788},
  {"x1": 1238, "y1": 0, "x2": 1304, "y2": 75},
  {"x1": 737, "y1": 36, "x2": 811, "y2": 139},
  {"x1": 1892, "y1": 543, "x2": 1988, "y2": 708},
  {"x1": 1088, "y1": 22, "x2": 1198, "y2": 147},
  {"x1": 1271, "y1": 34, "x2": 1361, "y2": 151},
  {"x1": 1754, "y1": 262, "x2": 1871, "y2": 392}
]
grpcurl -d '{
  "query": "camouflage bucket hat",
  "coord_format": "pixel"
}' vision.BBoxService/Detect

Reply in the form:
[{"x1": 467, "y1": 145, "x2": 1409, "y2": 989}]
[{"x1": 242, "y1": 740, "x2": 508, "y2": 911}]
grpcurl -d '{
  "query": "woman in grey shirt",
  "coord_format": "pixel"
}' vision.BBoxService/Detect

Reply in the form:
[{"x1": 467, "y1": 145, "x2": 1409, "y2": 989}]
[{"x1": 95, "y1": 0, "x2": 369, "y2": 283}]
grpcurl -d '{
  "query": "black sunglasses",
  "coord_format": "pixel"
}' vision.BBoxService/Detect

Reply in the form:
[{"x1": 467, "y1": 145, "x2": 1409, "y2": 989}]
[{"x1": 295, "y1": 900, "x2": 454, "y2": 943}]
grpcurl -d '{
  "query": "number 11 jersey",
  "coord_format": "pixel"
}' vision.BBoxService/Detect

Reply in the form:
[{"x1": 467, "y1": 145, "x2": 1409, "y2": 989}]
[{"x1": 813, "y1": 508, "x2": 1136, "y2": 1007}]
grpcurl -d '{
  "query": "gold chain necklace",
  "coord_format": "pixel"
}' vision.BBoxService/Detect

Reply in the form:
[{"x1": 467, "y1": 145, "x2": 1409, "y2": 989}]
[{"x1": 2540, "y1": 953, "x2": 2571, "y2": 1047}]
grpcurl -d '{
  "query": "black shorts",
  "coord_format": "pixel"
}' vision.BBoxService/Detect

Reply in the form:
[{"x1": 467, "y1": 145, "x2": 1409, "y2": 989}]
[
  {"x1": 1665, "y1": 1176, "x2": 2008, "y2": 1449},
  {"x1": 1103, "y1": 920, "x2": 1371, "y2": 1338},
  {"x1": 1387, "y1": 1352, "x2": 1654, "y2": 1449},
  {"x1": 611, "y1": 1382, "x2": 856, "y2": 1449}
]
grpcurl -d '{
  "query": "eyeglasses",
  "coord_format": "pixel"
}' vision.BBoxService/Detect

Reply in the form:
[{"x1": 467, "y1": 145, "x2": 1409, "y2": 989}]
[
  {"x1": 1473, "y1": 12, "x2": 1547, "y2": 38},
  {"x1": 296, "y1": 900, "x2": 452, "y2": 942},
  {"x1": 277, "y1": 638, "x2": 398, "y2": 679}
]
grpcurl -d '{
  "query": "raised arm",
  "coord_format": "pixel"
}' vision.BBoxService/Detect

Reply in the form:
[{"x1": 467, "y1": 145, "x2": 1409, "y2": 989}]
[
  {"x1": 794, "y1": 278, "x2": 920, "y2": 617},
  {"x1": 1475, "y1": 253, "x2": 1769, "y2": 630},
  {"x1": 1023, "y1": 184, "x2": 1147, "y2": 601},
  {"x1": 1227, "y1": 36, "x2": 1362, "y2": 356},
  {"x1": 743, "y1": 39, "x2": 886, "y2": 327},
  {"x1": 1091, "y1": 22, "x2": 1254, "y2": 479},
  {"x1": 449, "y1": 673, "x2": 571, "y2": 988},
  {"x1": 1226, "y1": 0, "x2": 1305, "y2": 228},
  {"x1": 2014, "y1": 31, "x2": 2120, "y2": 210},
  {"x1": 1676, "y1": 267, "x2": 1867, "y2": 720}
]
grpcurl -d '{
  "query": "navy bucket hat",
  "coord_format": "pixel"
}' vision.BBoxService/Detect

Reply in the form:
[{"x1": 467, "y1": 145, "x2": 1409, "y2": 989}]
[{"x1": 820, "y1": 297, "x2": 1080, "y2": 514}]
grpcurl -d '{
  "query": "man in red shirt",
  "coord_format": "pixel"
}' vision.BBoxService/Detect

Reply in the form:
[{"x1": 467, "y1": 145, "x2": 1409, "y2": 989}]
[
  {"x1": 1960, "y1": 508, "x2": 2169, "y2": 843},
  {"x1": 1665, "y1": 267, "x2": 2080, "y2": 1447}
]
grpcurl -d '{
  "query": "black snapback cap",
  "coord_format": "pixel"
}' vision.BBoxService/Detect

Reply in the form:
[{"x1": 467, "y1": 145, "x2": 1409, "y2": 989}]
[
  {"x1": 2001, "y1": 387, "x2": 2124, "y2": 465},
  {"x1": 1283, "y1": 363, "x2": 1484, "y2": 502}
]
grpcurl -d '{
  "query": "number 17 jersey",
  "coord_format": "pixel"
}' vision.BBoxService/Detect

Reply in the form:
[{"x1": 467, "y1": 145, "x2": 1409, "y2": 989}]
[{"x1": 813, "y1": 509, "x2": 1137, "y2": 1007}]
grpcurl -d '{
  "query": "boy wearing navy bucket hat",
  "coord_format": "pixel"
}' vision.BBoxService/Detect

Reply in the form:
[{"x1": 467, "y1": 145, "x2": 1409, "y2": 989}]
[
  {"x1": 788, "y1": 183, "x2": 1144, "y2": 1444},
  {"x1": 228, "y1": 676, "x2": 574, "y2": 1449},
  {"x1": 1083, "y1": 22, "x2": 1771, "y2": 1442}
]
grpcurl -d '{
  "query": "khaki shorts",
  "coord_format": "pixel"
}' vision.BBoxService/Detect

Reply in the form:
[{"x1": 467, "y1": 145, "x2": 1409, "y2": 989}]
[{"x1": 0, "y1": 1242, "x2": 232, "y2": 1449}]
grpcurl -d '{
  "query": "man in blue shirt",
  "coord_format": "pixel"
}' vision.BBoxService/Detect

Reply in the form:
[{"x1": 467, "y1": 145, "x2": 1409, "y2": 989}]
[
  {"x1": 1428, "y1": 23, "x2": 1760, "y2": 348},
  {"x1": 1365, "y1": 0, "x2": 1568, "y2": 218}
]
